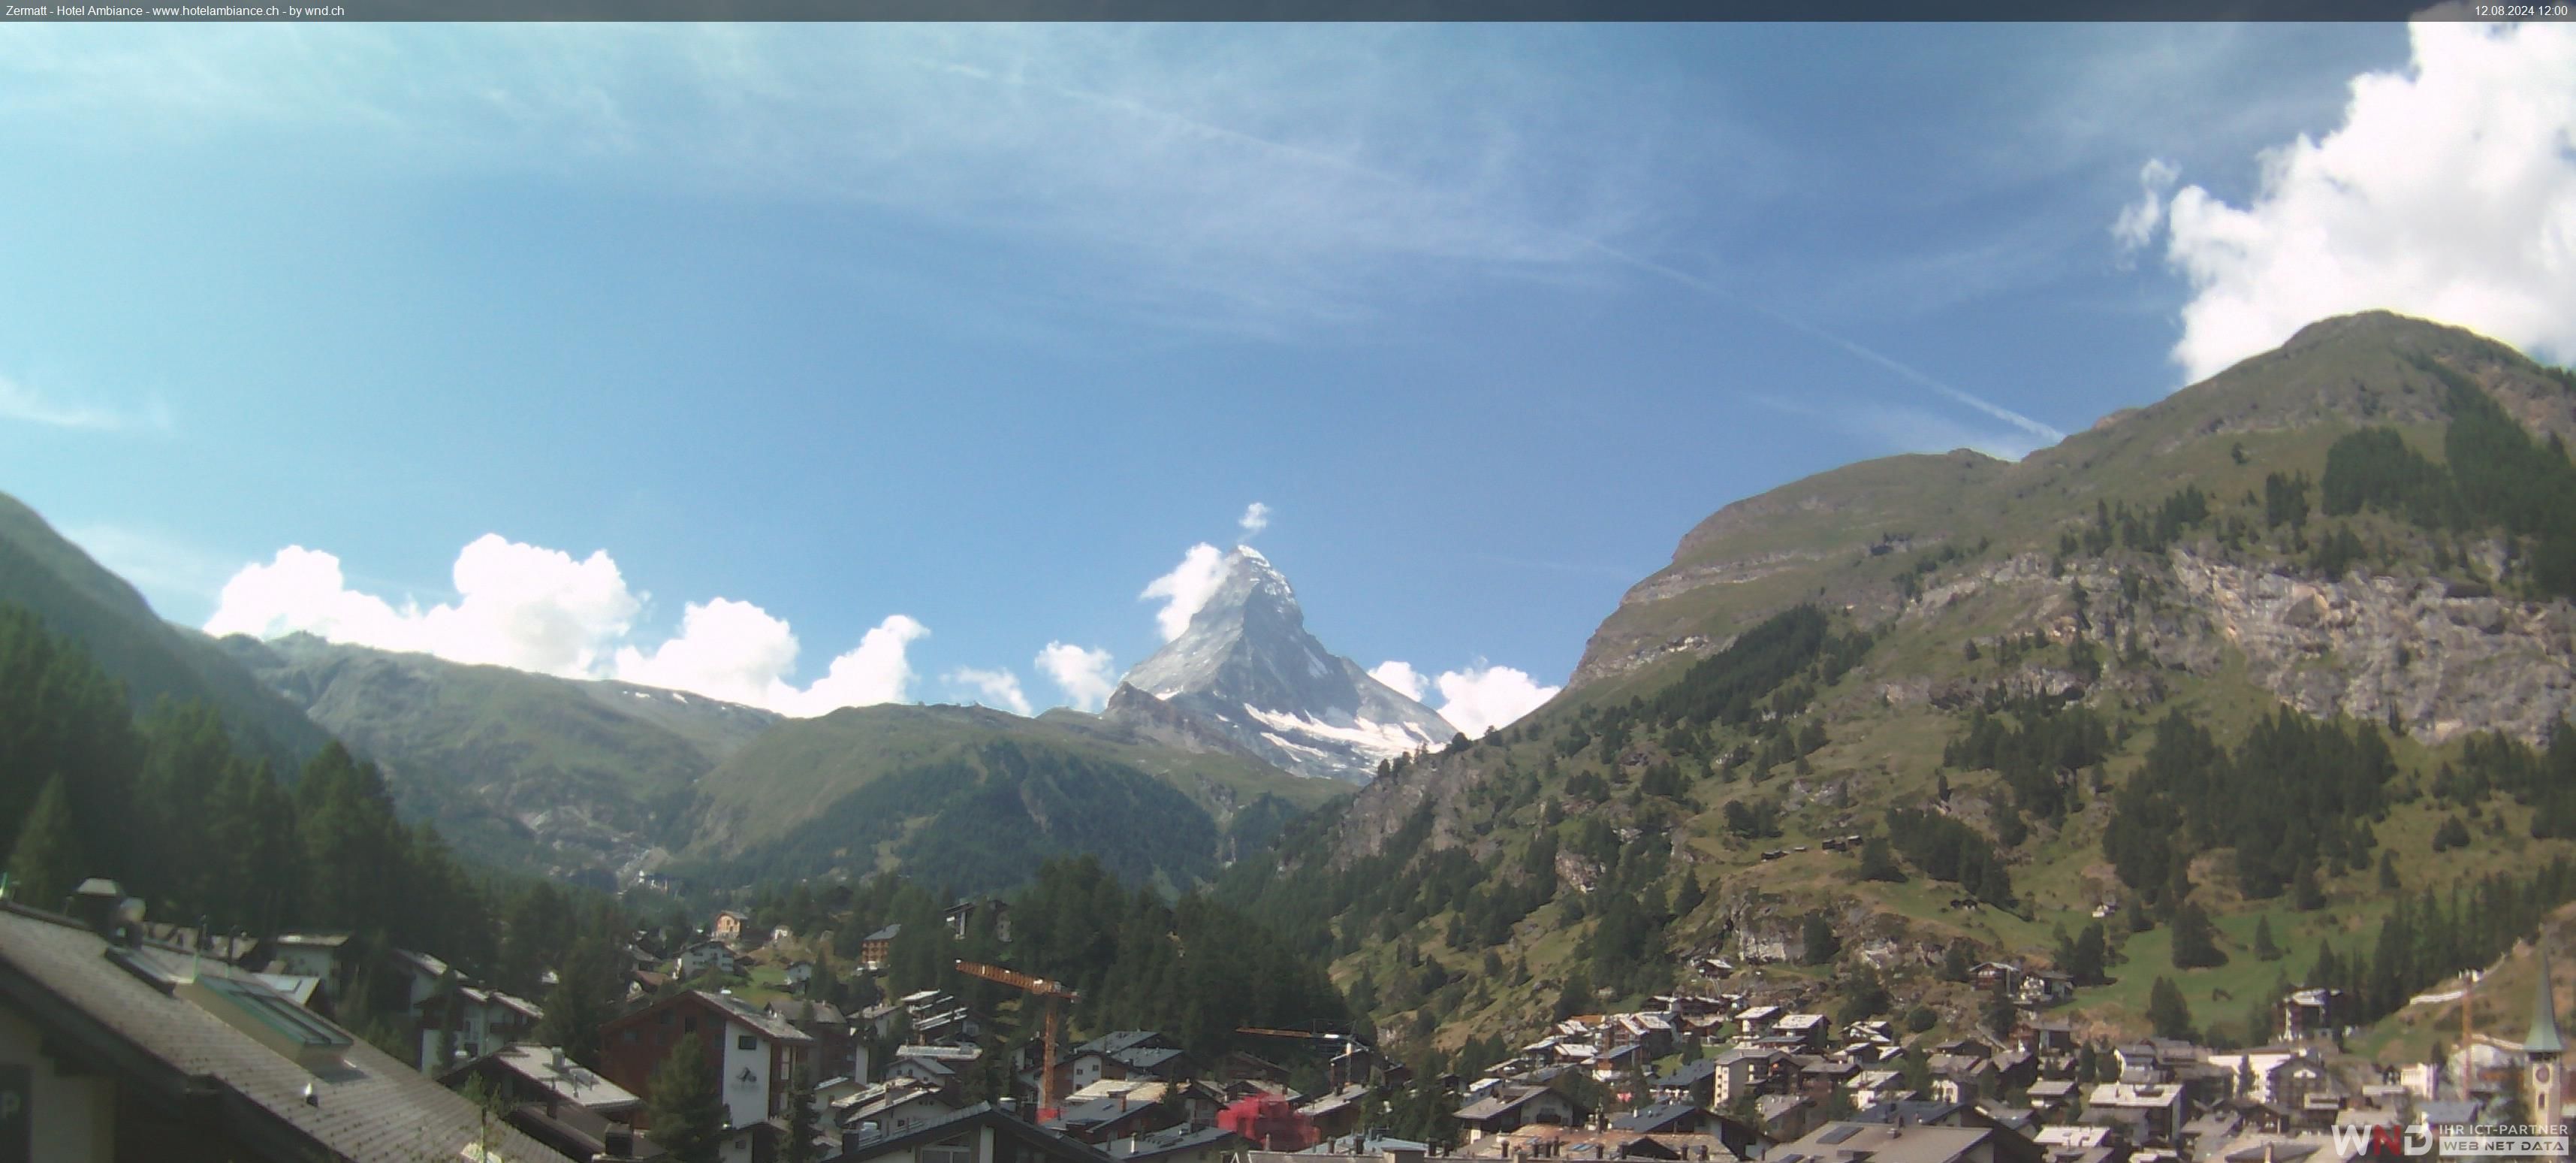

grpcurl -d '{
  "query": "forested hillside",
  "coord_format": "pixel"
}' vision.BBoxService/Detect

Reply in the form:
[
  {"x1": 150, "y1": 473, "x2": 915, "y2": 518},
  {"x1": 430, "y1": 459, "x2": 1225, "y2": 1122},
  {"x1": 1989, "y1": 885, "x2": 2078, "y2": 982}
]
[{"x1": 1219, "y1": 312, "x2": 2576, "y2": 1068}]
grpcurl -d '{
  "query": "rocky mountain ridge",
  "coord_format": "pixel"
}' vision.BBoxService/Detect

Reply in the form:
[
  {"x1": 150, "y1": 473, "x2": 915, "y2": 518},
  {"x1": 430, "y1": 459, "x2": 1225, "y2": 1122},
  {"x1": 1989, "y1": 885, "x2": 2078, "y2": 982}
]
[{"x1": 1106, "y1": 545, "x2": 1455, "y2": 781}]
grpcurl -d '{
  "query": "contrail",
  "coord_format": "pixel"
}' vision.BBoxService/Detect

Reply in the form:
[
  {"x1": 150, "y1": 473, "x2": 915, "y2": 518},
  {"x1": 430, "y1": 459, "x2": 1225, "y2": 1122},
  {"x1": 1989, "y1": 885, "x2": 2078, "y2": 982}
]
[
  {"x1": 920, "y1": 53, "x2": 2068, "y2": 448},
  {"x1": 1579, "y1": 241, "x2": 2066, "y2": 446}
]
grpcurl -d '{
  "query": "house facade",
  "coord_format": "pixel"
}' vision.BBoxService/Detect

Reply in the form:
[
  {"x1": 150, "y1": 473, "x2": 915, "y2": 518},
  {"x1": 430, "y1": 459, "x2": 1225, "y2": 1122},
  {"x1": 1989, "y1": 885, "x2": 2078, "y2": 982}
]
[{"x1": 601, "y1": 989, "x2": 817, "y2": 1131}]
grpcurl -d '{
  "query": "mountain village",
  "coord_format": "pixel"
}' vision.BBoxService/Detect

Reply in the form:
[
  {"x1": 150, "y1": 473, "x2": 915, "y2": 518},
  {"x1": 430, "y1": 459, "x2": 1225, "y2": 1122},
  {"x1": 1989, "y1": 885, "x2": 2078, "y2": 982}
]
[{"x1": 5, "y1": 866, "x2": 2571, "y2": 1163}]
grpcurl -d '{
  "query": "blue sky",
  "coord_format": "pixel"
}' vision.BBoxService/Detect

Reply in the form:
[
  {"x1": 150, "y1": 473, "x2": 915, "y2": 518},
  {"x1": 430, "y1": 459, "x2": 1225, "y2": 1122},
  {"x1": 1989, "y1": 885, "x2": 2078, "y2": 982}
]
[{"x1": 5, "y1": 22, "x2": 2565, "y2": 725}]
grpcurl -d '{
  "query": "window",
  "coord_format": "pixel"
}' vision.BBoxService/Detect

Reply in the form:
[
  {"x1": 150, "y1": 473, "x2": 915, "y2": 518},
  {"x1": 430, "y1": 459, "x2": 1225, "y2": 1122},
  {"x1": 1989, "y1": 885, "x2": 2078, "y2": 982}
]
[
  {"x1": 739, "y1": 1035, "x2": 759, "y2": 1052},
  {"x1": 922, "y1": 1140, "x2": 974, "y2": 1163},
  {"x1": 684, "y1": 1016, "x2": 698, "y2": 1033},
  {"x1": 624, "y1": 1030, "x2": 639, "y2": 1044}
]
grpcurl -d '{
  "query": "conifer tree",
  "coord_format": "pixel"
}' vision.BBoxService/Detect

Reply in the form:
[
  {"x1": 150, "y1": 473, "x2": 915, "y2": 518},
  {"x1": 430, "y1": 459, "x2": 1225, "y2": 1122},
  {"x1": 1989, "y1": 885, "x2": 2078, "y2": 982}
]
[
  {"x1": 6, "y1": 775, "x2": 87, "y2": 912},
  {"x1": 646, "y1": 1033, "x2": 727, "y2": 1163},
  {"x1": 2147, "y1": 977, "x2": 2194, "y2": 1041},
  {"x1": 782, "y1": 1068, "x2": 821, "y2": 1163},
  {"x1": 2171, "y1": 902, "x2": 2228, "y2": 968}
]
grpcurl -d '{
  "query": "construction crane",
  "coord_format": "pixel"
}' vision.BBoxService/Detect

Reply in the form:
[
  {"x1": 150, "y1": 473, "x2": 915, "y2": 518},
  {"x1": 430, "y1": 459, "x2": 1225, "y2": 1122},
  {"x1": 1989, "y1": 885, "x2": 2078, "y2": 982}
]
[{"x1": 957, "y1": 960, "x2": 1079, "y2": 1119}]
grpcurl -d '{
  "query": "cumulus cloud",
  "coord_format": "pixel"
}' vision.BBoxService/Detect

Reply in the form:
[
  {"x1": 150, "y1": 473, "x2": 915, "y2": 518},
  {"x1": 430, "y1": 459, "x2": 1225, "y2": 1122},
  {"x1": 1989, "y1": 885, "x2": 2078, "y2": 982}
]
[
  {"x1": 206, "y1": 535, "x2": 928, "y2": 715},
  {"x1": 2125, "y1": 20, "x2": 2576, "y2": 383},
  {"x1": 1037, "y1": 642, "x2": 1118, "y2": 711},
  {"x1": 207, "y1": 535, "x2": 640, "y2": 678},
  {"x1": 1367, "y1": 660, "x2": 1427, "y2": 702},
  {"x1": 1237, "y1": 502, "x2": 1271, "y2": 537},
  {"x1": 1371, "y1": 659, "x2": 1561, "y2": 736},
  {"x1": 948, "y1": 666, "x2": 1033, "y2": 716},
  {"x1": 1140, "y1": 542, "x2": 1226, "y2": 642}
]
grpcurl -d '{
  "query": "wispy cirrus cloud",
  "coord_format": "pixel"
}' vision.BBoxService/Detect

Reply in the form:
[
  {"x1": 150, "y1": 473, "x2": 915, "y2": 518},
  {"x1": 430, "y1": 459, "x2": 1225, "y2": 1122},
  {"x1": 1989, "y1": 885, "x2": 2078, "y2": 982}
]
[{"x1": 0, "y1": 374, "x2": 170, "y2": 433}]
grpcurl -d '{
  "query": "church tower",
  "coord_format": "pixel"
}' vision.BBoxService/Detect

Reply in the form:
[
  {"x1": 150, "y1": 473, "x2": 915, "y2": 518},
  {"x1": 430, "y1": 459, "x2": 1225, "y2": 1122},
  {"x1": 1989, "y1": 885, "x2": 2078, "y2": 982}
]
[{"x1": 2529, "y1": 940, "x2": 2565, "y2": 1131}]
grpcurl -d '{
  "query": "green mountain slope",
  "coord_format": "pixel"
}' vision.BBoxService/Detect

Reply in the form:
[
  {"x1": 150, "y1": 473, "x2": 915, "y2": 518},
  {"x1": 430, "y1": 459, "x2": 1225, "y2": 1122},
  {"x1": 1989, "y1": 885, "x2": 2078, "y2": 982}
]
[
  {"x1": 0, "y1": 491, "x2": 330, "y2": 767},
  {"x1": 216, "y1": 633, "x2": 777, "y2": 878},
  {"x1": 683, "y1": 702, "x2": 1350, "y2": 894},
  {"x1": 1221, "y1": 311, "x2": 2576, "y2": 1057},
  {"x1": 218, "y1": 635, "x2": 1348, "y2": 893}
]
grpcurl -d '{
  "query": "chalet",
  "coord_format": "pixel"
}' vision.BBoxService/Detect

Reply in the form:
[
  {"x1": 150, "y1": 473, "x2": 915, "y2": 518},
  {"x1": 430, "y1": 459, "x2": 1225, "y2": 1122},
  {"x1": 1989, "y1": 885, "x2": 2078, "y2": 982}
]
[
  {"x1": 1971, "y1": 962, "x2": 2022, "y2": 995},
  {"x1": 1709, "y1": 1047, "x2": 1790, "y2": 1105},
  {"x1": 439, "y1": 1041, "x2": 645, "y2": 1160},
  {"x1": 1851, "y1": 1069, "x2": 1911, "y2": 1110},
  {"x1": 266, "y1": 930, "x2": 355, "y2": 984},
  {"x1": 1611, "y1": 1101, "x2": 1718, "y2": 1135},
  {"x1": 1651, "y1": 1059, "x2": 1721, "y2": 1107},
  {"x1": 1300, "y1": 1083, "x2": 1373, "y2": 1140},
  {"x1": 892, "y1": 1044, "x2": 985, "y2": 1098},
  {"x1": 2277, "y1": 989, "x2": 2354, "y2": 1041},
  {"x1": 771, "y1": 996, "x2": 861, "y2": 1080},
  {"x1": 412, "y1": 983, "x2": 544, "y2": 1071},
  {"x1": 787, "y1": 959, "x2": 818, "y2": 988},
  {"x1": 1452, "y1": 1083, "x2": 1592, "y2": 1143},
  {"x1": 861, "y1": 925, "x2": 903, "y2": 970},
  {"x1": 833, "y1": 1101, "x2": 1117, "y2": 1163},
  {"x1": 712, "y1": 910, "x2": 752, "y2": 944},
  {"x1": 2013, "y1": 972, "x2": 2075, "y2": 1008},
  {"x1": 1596, "y1": 1041, "x2": 1654, "y2": 1080},
  {"x1": 2024, "y1": 1080, "x2": 2079, "y2": 1118},
  {"x1": 1062, "y1": 1032, "x2": 1196, "y2": 1092},
  {"x1": 1050, "y1": 1092, "x2": 1184, "y2": 1145},
  {"x1": 945, "y1": 899, "x2": 1014, "y2": 941},
  {"x1": 388, "y1": 947, "x2": 457, "y2": 1010},
  {"x1": 681, "y1": 938, "x2": 741, "y2": 978},
  {"x1": 842, "y1": 1077, "x2": 959, "y2": 1136},
  {"x1": 2086, "y1": 1083, "x2": 2187, "y2": 1146},
  {"x1": 1734, "y1": 1005, "x2": 1784, "y2": 1034},
  {"x1": 2216, "y1": 1049, "x2": 2307, "y2": 1104},
  {"x1": 0, "y1": 899, "x2": 558, "y2": 1161},
  {"x1": 771, "y1": 924, "x2": 797, "y2": 947},
  {"x1": 1772, "y1": 1013, "x2": 1832, "y2": 1052},
  {"x1": 600, "y1": 988, "x2": 819, "y2": 1132}
]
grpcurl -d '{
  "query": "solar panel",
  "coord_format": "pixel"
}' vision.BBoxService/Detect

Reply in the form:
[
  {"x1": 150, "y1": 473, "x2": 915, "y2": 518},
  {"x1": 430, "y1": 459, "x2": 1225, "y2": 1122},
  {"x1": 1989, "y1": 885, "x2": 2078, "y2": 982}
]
[{"x1": 1819, "y1": 1125, "x2": 1863, "y2": 1145}]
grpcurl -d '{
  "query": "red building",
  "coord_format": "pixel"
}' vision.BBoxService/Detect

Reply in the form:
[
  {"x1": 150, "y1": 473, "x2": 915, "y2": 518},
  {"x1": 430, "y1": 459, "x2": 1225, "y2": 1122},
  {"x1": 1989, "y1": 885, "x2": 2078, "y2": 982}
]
[{"x1": 601, "y1": 989, "x2": 816, "y2": 1132}]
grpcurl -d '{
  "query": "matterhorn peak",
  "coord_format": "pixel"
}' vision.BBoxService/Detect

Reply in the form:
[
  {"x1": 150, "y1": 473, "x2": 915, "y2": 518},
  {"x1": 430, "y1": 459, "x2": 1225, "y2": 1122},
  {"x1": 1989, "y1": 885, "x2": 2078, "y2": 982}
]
[{"x1": 1108, "y1": 548, "x2": 1451, "y2": 782}]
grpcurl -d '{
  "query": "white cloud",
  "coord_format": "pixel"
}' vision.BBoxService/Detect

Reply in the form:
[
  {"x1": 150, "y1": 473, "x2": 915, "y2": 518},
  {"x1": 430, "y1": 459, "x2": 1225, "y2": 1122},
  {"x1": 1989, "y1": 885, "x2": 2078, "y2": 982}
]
[
  {"x1": 206, "y1": 534, "x2": 927, "y2": 715},
  {"x1": 1371, "y1": 659, "x2": 1561, "y2": 736},
  {"x1": 0, "y1": 374, "x2": 170, "y2": 432},
  {"x1": 1036, "y1": 642, "x2": 1118, "y2": 711},
  {"x1": 1237, "y1": 502, "x2": 1270, "y2": 537},
  {"x1": 2110, "y1": 158, "x2": 2179, "y2": 264},
  {"x1": 948, "y1": 666, "x2": 1032, "y2": 716},
  {"x1": 614, "y1": 606, "x2": 932, "y2": 716},
  {"x1": 2128, "y1": 20, "x2": 2576, "y2": 383},
  {"x1": 207, "y1": 535, "x2": 640, "y2": 678},
  {"x1": 1140, "y1": 542, "x2": 1226, "y2": 642},
  {"x1": 1368, "y1": 660, "x2": 1427, "y2": 702},
  {"x1": 611, "y1": 597, "x2": 799, "y2": 708}
]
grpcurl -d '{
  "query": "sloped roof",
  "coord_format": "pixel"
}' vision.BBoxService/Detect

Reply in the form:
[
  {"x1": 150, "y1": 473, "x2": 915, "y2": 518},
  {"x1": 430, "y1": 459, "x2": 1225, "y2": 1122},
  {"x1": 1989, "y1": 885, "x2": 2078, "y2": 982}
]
[
  {"x1": 0, "y1": 904, "x2": 556, "y2": 1162},
  {"x1": 839, "y1": 1102, "x2": 1116, "y2": 1163}
]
